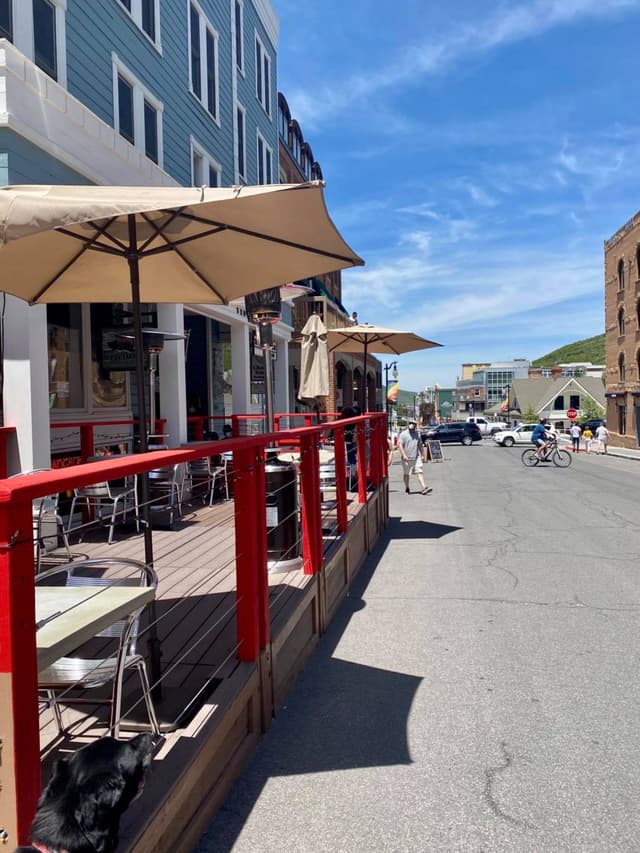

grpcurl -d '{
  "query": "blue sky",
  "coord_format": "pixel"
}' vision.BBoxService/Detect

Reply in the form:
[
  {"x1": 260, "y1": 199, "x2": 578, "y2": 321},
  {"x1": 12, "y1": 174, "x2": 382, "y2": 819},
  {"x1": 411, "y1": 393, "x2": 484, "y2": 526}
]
[{"x1": 274, "y1": 0, "x2": 640, "y2": 390}]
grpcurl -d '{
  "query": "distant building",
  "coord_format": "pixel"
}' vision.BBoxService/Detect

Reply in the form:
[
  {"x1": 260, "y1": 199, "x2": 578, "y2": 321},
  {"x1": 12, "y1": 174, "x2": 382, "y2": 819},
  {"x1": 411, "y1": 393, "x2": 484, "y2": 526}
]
[
  {"x1": 604, "y1": 212, "x2": 640, "y2": 447},
  {"x1": 529, "y1": 363, "x2": 604, "y2": 379},
  {"x1": 454, "y1": 359, "x2": 530, "y2": 418},
  {"x1": 510, "y1": 376, "x2": 605, "y2": 429}
]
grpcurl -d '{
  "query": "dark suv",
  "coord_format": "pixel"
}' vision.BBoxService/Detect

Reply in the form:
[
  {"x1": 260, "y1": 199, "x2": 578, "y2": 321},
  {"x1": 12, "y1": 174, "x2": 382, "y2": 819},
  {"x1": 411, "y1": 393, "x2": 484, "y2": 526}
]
[
  {"x1": 578, "y1": 418, "x2": 603, "y2": 433},
  {"x1": 422, "y1": 422, "x2": 482, "y2": 446}
]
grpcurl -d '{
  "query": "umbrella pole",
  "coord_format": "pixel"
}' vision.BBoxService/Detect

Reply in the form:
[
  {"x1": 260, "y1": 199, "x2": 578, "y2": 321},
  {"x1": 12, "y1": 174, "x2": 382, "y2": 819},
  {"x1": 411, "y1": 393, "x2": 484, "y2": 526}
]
[
  {"x1": 363, "y1": 337, "x2": 369, "y2": 412},
  {"x1": 127, "y1": 215, "x2": 162, "y2": 699}
]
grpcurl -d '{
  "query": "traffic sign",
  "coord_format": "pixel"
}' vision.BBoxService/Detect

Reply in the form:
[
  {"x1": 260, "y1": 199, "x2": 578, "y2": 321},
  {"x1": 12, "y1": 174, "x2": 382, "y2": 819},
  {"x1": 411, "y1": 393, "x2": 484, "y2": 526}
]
[{"x1": 567, "y1": 408, "x2": 578, "y2": 420}]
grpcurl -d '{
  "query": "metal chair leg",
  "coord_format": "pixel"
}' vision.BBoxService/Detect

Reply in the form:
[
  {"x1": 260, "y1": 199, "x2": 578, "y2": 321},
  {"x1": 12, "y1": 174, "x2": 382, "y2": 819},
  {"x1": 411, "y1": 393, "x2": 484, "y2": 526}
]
[{"x1": 136, "y1": 659, "x2": 160, "y2": 735}]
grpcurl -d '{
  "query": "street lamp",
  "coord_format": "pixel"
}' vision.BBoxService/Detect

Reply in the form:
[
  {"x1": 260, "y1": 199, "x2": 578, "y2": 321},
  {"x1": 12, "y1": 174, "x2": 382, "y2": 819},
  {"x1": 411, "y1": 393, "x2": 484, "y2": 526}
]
[{"x1": 384, "y1": 361, "x2": 398, "y2": 434}]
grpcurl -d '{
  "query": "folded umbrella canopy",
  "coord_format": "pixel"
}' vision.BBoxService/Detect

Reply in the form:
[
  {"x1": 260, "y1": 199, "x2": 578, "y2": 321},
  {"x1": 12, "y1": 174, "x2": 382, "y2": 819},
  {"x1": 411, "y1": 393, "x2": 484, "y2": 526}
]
[
  {"x1": 299, "y1": 313, "x2": 330, "y2": 401},
  {"x1": 327, "y1": 324, "x2": 442, "y2": 411}
]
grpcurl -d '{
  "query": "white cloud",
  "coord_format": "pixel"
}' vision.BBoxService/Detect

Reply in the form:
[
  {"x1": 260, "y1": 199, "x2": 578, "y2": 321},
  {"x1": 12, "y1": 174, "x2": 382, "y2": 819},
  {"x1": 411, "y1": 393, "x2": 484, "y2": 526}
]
[{"x1": 286, "y1": 0, "x2": 639, "y2": 127}]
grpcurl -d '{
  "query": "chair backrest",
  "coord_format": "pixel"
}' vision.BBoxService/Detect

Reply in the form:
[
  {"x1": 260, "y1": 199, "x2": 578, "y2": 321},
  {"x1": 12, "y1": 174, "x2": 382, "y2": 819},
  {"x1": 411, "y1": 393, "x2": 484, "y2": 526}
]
[{"x1": 189, "y1": 457, "x2": 212, "y2": 476}]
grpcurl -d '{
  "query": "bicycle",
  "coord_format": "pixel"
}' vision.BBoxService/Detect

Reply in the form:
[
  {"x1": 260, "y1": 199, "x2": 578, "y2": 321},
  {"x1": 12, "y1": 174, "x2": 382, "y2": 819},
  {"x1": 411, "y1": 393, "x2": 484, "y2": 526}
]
[{"x1": 521, "y1": 435, "x2": 572, "y2": 468}]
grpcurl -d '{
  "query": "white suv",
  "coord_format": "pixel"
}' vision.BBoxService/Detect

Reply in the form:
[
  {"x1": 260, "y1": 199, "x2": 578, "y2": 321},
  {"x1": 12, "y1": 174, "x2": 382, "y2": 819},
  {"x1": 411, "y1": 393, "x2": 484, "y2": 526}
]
[{"x1": 492, "y1": 424, "x2": 537, "y2": 447}]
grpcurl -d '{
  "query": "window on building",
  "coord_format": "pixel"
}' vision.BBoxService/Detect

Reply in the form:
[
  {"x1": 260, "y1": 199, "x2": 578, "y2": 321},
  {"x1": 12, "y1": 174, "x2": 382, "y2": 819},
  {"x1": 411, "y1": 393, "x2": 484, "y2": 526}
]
[
  {"x1": 255, "y1": 34, "x2": 271, "y2": 115},
  {"x1": 637, "y1": 349, "x2": 640, "y2": 380},
  {"x1": 117, "y1": 0, "x2": 159, "y2": 45},
  {"x1": 143, "y1": 99, "x2": 158, "y2": 162},
  {"x1": 256, "y1": 132, "x2": 272, "y2": 184},
  {"x1": 278, "y1": 103, "x2": 288, "y2": 140},
  {"x1": 291, "y1": 126, "x2": 300, "y2": 161},
  {"x1": 637, "y1": 300, "x2": 640, "y2": 329},
  {"x1": 619, "y1": 404, "x2": 627, "y2": 435},
  {"x1": 0, "y1": 0, "x2": 12, "y2": 39},
  {"x1": 189, "y1": 2, "x2": 219, "y2": 119},
  {"x1": 637, "y1": 246, "x2": 640, "y2": 279},
  {"x1": 569, "y1": 395, "x2": 580, "y2": 409},
  {"x1": 33, "y1": 0, "x2": 57, "y2": 80},
  {"x1": 553, "y1": 395, "x2": 564, "y2": 410},
  {"x1": 619, "y1": 353, "x2": 625, "y2": 382},
  {"x1": 618, "y1": 307, "x2": 625, "y2": 336},
  {"x1": 0, "y1": 1, "x2": 66, "y2": 82},
  {"x1": 113, "y1": 54, "x2": 163, "y2": 165},
  {"x1": 618, "y1": 258, "x2": 625, "y2": 290},
  {"x1": 541, "y1": 368, "x2": 551, "y2": 378},
  {"x1": 234, "y1": 0, "x2": 243, "y2": 71},
  {"x1": 191, "y1": 138, "x2": 221, "y2": 187},
  {"x1": 236, "y1": 104, "x2": 245, "y2": 181},
  {"x1": 118, "y1": 75, "x2": 134, "y2": 144},
  {"x1": 48, "y1": 304, "x2": 85, "y2": 410}
]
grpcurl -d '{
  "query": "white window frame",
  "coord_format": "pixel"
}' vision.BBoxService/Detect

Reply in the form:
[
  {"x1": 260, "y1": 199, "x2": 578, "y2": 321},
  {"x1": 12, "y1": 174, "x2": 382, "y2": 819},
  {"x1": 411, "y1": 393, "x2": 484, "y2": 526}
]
[
  {"x1": 115, "y1": 0, "x2": 162, "y2": 53},
  {"x1": 188, "y1": 0, "x2": 220, "y2": 123},
  {"x1": 254, "y1": 31, "x2": 271, "y2": 118},
  {"x1": 235, "y1": 102, "x2": 246, "y2": 183},
  {"x1": 256, "y1": 130, "x2": 272, "y2": 185},
  {"x1": 233, "y1": 0, "x2": 244, "y2": 74},
  {"x1": 11, "y1": 0, "x2": 67, "y2": 86},
  {"x1": 190, "y1": 136, "x2": 221, "y2": 187},
  {"x1": 112, "y1": 53, "x2": 164, "y2": 167}
]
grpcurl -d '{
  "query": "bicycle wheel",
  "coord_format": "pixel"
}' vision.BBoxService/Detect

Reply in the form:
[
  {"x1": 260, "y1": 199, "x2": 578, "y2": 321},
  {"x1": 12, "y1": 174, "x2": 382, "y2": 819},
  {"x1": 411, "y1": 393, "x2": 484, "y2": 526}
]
[
  {"x1": 521, "y1": 449, "x2": 539, "y2": 467},
  {"x1": 552, "y1": 449, "x2": 572, "y2": 468}
]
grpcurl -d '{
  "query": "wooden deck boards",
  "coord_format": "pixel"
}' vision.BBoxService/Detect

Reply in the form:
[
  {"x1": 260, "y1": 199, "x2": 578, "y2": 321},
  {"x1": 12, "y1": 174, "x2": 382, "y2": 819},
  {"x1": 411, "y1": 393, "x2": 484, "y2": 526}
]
[{"x1": 36, "y1": 485, "x2": 368, "y2": 845}]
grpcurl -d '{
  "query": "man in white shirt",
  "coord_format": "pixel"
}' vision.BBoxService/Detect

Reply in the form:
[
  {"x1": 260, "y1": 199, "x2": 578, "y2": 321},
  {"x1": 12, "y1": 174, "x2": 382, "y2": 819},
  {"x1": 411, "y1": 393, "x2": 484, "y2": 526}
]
[{"x1": 595, "y1": 421, "x2": 609, "y2": 455}]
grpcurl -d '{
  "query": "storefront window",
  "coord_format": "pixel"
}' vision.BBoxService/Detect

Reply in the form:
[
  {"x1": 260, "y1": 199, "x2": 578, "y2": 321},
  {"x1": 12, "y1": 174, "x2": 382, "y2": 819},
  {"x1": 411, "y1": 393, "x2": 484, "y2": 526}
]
[
  {"x1": 47, "y1": 305, "x2": 84, "y2": 409},
  {"x1": 91, "y1": 305, "x2": 128, "y2": 409}
]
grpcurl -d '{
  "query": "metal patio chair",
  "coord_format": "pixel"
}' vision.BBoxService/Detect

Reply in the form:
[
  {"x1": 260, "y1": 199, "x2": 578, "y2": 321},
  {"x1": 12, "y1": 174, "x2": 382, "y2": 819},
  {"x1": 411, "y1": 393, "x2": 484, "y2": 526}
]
[
  {"x1": 188, "y1": 455, "x2": 229, "y2": 505},
  {"x1": 9, "y1": 469, "x2": 73, "y2": 572},
  {"x1": 37, "y1": 557, "x2": 160, "y2": 737},
  {"x1": 68, "y1": 476, "x2": 139, "y2": 544},
  {"x1": 148, "y1": 462, "x2": 187, "y2": 516}
]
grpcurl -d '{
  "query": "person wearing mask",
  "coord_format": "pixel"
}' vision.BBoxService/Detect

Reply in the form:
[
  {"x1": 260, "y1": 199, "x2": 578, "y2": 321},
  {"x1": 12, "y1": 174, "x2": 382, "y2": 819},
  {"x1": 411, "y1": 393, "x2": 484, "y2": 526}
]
[{"x1": 398, "y1": 420, "x2": 432, "y2": 495}]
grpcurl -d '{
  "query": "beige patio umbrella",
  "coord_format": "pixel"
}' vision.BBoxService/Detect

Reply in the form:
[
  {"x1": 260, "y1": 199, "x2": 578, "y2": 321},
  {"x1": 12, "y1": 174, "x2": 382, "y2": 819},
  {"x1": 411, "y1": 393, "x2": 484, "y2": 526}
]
[
  {"x1": 327, "y1": 323, "x2": 442, "y2": 411},
  {"x1": 0, "y1": 182, "x2": 363, "y2": 693},
  {"x1": 299, "y1": 313, "x2": 330, "y2": 401}
]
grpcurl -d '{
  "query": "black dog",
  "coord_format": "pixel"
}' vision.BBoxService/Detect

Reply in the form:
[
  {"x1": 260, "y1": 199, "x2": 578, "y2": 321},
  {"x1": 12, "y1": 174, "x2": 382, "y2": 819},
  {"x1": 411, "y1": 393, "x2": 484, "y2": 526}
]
[{"x1": 15, "y1": 733, "x2": 154, "y2": 853}]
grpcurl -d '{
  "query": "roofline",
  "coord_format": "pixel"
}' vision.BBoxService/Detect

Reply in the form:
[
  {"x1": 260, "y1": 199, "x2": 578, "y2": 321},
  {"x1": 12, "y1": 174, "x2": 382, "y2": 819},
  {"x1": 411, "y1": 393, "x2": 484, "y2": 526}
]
[{"x1": 605, "y1": 209, "x2": 640, "y2": 251}]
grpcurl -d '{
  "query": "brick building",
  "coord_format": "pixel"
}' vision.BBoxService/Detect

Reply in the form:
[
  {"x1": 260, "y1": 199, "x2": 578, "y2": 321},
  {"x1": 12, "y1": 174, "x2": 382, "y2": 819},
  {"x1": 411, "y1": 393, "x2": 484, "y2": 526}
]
[{"x1": 604, "y1": 212, "x2": 640, "y2": 447}]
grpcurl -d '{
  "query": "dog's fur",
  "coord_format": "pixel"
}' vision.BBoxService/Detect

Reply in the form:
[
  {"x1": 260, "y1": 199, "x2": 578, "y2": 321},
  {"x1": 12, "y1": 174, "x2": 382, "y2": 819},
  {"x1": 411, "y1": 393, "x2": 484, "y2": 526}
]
[{"x1": 15, "y1": 733, "x2": 154, "y2": 853}]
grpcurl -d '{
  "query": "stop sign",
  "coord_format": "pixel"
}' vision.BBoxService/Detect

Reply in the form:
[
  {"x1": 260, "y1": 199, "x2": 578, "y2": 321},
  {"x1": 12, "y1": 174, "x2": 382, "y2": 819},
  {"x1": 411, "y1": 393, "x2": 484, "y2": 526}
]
[{"x1": 567, "y1": 408, "x2": 578, "y2": 420}]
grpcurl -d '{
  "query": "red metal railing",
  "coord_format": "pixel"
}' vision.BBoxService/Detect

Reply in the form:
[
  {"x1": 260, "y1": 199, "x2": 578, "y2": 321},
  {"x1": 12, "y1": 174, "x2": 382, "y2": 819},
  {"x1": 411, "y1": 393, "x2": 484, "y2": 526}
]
[
  {"x1": 49, "y1": 419, "x2": 168, "y2": 464},
  {"x1": 0, "y1": 413, "x2": 387, "y2": 846}
]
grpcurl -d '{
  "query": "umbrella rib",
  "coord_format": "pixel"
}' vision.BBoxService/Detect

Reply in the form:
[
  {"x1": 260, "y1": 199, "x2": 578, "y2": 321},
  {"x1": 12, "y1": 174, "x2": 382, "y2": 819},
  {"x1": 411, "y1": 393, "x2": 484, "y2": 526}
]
[
  {"x1": 31, "y1": 240, "x2": 94, "y2": 302},
  {"x1": 169, "y1": 211, "x2": 363, "y2": 266}
]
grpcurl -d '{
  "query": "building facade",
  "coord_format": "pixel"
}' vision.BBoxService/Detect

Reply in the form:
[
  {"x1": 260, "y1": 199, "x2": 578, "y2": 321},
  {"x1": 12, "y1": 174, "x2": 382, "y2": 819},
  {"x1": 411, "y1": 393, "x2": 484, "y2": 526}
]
[
  {"x1": 0, "y1": 0, "x2": 292, "y2": 469},
  {"x1": 454, "y1": 359, "x2": 530, "y2": 419},
  {"x1": 277, "y1": 92, "x2": 379, "y2": 414},
  {"x1": 604, "y1": 212, "x2": 640, "y2": 448}
]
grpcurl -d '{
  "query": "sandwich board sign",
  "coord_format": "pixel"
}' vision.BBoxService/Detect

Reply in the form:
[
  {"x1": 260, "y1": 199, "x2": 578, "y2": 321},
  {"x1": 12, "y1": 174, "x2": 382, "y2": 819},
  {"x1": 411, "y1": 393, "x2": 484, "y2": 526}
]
[{"x1": 426, "y1": 440, "x2": 443, "y2": 462}]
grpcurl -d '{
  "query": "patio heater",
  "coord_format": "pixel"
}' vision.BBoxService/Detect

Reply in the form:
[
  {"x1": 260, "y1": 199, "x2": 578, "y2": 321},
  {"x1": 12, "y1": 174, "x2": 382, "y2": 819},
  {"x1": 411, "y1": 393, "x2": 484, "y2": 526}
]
[
  {"x1": 116, "y1": 328, "x2": 186, "y2": 444},
  {"x1": 245, "y1": 287, "x2": 282, "y2": 434}
]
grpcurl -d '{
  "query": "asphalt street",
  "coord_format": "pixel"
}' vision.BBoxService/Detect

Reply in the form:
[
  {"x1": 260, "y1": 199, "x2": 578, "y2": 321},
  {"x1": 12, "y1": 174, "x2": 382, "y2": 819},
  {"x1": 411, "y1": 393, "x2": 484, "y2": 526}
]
[{"x1": 195, "y1": 440, "x2": 640, "y2": 853}]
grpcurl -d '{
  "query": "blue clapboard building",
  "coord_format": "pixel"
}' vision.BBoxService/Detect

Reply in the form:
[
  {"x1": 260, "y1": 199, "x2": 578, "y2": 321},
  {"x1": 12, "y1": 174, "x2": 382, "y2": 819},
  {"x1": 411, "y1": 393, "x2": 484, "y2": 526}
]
[{"x1": 0, "y1": 0, "x2": 293, "y2": 470}]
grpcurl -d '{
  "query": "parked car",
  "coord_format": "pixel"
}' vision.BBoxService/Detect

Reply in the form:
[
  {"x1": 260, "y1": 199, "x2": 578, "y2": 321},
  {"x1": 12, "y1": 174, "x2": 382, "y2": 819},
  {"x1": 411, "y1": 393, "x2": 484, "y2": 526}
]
[
  {"x1": 578, "y1": 418, "x2": 604, "y2": 434},
  {"x1": 492, "y1": 423, "x2": 537, "y2": 447},
  {"x1": 422, "y1": 422, "x2": 482, "y2": 446},
  {"x1": 466, "y1": 416, "x2": 508, "y2": 436}
]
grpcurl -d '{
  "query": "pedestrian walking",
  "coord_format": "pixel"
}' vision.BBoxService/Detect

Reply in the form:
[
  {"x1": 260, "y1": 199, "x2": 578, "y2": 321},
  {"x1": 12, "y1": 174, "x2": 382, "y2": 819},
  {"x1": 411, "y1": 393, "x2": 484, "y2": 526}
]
[
  {"x1": 583, "y1": 425, "x2": 593, "y2": 453},
  {"x1": 570, "y1": 422, "x2": 582, "y2": 452},
  {"x1": 398, "y1": 420, "x2": 432, "y2": 495},
  {"x1": 595, "y1": 421, "x2": 609, "y2": 455}
]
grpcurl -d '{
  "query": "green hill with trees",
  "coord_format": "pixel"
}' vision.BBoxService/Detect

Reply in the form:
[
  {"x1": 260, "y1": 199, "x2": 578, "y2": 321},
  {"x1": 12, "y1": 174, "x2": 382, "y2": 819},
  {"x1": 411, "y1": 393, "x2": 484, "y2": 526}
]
[{"x1": 532, "y1": 334, "x2": 604, "y2": 367}]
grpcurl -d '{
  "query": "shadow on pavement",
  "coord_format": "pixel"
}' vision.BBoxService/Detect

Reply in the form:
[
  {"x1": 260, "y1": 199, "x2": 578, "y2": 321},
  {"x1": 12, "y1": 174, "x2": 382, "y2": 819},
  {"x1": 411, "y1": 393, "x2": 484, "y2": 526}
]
[{"x1": 195, "y1": 523, "x2": 424, "y2": 852}]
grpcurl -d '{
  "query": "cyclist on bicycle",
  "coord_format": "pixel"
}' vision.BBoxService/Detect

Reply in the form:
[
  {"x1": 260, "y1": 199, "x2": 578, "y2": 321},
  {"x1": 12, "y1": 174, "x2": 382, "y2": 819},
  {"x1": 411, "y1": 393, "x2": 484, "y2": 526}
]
[{"x1": 532, "y1": 417, "x2": 549, "y2": 460}]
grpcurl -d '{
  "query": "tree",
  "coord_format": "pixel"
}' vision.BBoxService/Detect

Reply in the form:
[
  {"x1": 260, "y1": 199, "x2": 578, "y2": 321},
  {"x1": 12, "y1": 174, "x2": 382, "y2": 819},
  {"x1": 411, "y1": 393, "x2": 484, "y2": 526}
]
[
  {"x1": 581, "y1": 396, "x2": 605, "y2": 420},
  {"x1": 523, "y1": 405, "x2": 538, "y2": 422}
]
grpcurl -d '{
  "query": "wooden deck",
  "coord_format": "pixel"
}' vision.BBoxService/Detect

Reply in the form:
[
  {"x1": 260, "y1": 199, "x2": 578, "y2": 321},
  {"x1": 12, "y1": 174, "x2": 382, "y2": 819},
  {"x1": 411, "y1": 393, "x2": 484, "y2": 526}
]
[{"x1": 35, "y1": 478, "x2": 383, "y2": 852}]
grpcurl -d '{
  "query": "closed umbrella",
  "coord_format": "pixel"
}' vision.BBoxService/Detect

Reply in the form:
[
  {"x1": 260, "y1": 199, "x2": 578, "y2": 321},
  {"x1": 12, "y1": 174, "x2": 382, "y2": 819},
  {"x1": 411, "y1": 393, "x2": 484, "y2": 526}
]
[
  {"x1": 0, "y1": 181, "x2": 363, "y2": 700},
  {"x1": 299, "y1": 313, "x2": 329, "y2": 401},
  {"x1": 327, "y1": 324, "x2": 442, "y2": 411}
]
